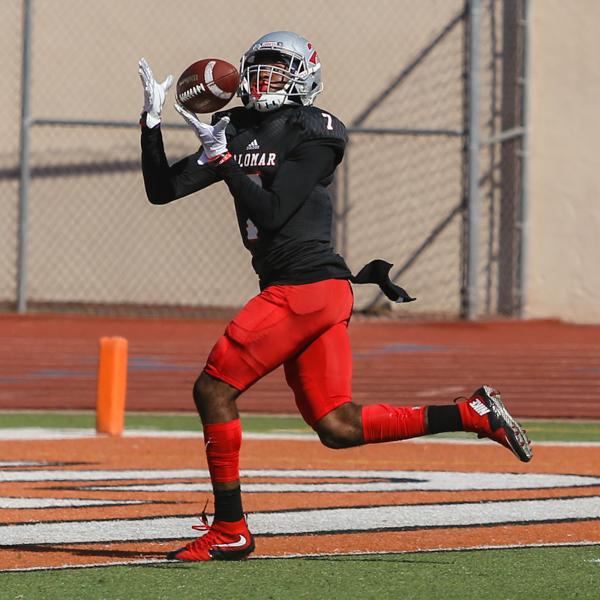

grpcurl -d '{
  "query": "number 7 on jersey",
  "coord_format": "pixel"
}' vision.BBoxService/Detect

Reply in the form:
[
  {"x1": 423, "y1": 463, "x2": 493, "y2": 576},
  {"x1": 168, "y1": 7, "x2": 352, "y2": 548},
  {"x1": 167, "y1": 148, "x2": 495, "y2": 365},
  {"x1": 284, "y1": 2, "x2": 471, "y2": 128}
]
[{"x1": 321, "y1": 112, "x2": 333, "y2": 130}]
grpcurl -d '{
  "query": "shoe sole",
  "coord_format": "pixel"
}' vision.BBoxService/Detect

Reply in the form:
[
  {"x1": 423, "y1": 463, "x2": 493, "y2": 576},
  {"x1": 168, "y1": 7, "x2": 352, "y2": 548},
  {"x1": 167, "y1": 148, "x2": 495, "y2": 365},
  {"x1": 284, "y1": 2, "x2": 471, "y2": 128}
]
[
  {"x1": 209, "y1": 536, "x2": 255, "y2": 560},
  {"x1": 482, "y1": 385, "x2": 533, "y2": 463},
  {"x1": 166, "y1": 537, "x2": 255, "y2": 561}
]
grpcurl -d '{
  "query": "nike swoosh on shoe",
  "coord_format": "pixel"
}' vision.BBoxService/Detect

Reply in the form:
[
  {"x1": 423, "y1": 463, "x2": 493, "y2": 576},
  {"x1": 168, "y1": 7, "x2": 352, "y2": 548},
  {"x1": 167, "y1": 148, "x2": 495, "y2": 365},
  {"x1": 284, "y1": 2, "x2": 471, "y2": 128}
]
[{"x1": 212, "y1": 535, "x2": 248, "y2": 548}]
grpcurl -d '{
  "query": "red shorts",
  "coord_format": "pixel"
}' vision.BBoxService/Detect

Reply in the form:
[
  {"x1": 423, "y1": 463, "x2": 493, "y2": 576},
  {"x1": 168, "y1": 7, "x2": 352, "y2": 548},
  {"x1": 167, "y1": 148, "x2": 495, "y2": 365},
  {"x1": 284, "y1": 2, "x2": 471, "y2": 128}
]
[{"x1": 204, "y1": 278, "x2": 354, "y2": 427}]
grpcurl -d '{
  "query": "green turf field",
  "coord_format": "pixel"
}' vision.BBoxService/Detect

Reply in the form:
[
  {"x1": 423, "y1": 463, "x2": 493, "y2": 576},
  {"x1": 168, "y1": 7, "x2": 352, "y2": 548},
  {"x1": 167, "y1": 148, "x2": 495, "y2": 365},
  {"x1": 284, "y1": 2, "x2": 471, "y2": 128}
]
[
  {"x1": 1, "y1": 545, "x2": 598, "y2": 600},
  {"x1": 1, "y1": 410, "x2": 599, "y2": 442}
]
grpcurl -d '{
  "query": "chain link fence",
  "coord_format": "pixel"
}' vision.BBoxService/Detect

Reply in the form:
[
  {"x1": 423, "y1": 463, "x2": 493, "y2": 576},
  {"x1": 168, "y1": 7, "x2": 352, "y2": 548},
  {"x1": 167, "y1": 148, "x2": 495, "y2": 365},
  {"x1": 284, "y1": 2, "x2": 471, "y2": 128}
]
[
  {"x1": 1, "y1": 0, "x2": 527, "y2": 319},
  {"x1": 475, "y1": 0, "x2": 527, "y2": 318},
  {"x1": 0, "y1": 0, "x2": 22, "y2": 309}
]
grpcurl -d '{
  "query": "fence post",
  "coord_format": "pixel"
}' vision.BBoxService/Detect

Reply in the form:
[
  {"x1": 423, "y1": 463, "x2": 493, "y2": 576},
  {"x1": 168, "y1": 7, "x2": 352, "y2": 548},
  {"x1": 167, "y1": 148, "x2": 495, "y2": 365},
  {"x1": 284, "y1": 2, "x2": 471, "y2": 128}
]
[
  {"x1": 465, "y1": 0, "x2": 482, "y2": 320},
  {"x1": 516, "y1": 0, "x2": 530, "y2": 317},
  {"x1": 16, "y1": 0, "x2": 34, "y2": 314}
]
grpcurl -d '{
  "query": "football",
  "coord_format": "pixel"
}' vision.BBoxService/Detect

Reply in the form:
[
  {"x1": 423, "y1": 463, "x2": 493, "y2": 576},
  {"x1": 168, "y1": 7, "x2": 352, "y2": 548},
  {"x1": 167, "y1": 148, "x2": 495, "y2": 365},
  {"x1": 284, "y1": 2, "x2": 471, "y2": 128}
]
[{"x1": 176, "y1": 58, "x2": 240, "y2": 114}]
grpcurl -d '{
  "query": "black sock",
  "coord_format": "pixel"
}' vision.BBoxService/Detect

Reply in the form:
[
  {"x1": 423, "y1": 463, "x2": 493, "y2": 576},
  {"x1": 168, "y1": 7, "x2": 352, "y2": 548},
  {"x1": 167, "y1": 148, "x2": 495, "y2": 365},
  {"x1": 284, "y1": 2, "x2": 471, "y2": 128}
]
[
  {"x1": 214, "y1": 487, "x2": 243, "y2": 522},
  {"x1": 427, "y1": 405, "x2": 463, "y2": 434}
]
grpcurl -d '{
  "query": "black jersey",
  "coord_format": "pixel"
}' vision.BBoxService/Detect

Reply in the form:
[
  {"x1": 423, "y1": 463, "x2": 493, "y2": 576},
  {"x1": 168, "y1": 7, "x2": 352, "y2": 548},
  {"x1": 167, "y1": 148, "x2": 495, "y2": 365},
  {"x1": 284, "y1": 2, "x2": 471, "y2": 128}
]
[
  {"x1": 141, "y1": 104, "x2": 352, "y2": 289},
  {"x1": 141, "y1": 106, "x2": 415, "y2": 303}
]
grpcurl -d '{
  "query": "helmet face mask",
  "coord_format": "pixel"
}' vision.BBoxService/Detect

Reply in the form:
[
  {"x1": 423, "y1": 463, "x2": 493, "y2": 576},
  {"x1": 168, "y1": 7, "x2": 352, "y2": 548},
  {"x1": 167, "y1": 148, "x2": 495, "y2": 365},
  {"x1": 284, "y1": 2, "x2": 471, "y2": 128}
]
[{"x1": 239, "y1": 32, "x2": 323, "y2": 112}]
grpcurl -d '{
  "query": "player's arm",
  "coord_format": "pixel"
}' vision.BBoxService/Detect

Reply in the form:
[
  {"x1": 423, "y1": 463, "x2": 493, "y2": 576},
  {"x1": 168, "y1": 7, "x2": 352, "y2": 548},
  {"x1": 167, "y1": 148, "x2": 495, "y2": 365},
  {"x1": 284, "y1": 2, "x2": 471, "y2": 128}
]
[
  {"x1": 141, "y1": 124, "x2": 220, "y2": 205},
  {"x1": 138, "y1": 58, "x2": 219, "y2": 205},
  {"x1": 214, "y1": 140, "x2": 341, "y2": 230}
]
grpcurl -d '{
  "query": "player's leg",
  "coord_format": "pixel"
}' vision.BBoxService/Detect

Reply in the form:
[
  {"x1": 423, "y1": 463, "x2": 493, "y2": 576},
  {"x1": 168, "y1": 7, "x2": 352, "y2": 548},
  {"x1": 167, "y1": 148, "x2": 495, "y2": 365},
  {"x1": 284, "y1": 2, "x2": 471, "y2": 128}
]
[
  {"x1": 191, "y1": 286, "x2": 293, "y2": 520},
  {"x1": 167, "y1": 287, "x2": 291, "y2": 562},
  {"x1": 284, "y1": 319, "x2": 429, "y2": 447},
  {"x1": 167, "y1": 372, "x2": 255, "y2": 561},
  {"x1": 285, "y1": 322, "x2": 532, "y2": 461},
  {"x1": 316, "y1": 386, "x2": 531, "y2": 461},
  {"x1": 168, "y1": 280, "x2": 352, "y2": 561}
]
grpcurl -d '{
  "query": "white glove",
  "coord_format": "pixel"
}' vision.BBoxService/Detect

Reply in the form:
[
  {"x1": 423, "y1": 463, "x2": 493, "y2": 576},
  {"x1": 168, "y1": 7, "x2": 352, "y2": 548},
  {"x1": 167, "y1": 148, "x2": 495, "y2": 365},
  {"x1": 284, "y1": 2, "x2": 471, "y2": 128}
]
[
  {"x1": 174, "y1": 103, "x2": 230, "y2": 162},
  {"x1": 138, "y1": 58, "x2": 173, "y2": 128}
]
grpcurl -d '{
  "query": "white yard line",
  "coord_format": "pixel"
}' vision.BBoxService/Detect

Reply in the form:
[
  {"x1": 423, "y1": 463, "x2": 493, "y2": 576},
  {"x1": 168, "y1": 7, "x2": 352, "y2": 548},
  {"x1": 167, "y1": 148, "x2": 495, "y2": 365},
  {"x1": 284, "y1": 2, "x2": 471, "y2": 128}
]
[
  {"x1": 0, "y1": 497, "x2": 143, "y2": 509},
  {"x1": 0, "y1": 427, "x2": 599, "y2": 447},
  {"x1": 2, "y1": 468, "x2": 598, "y2": 489},
  {"x1": 2, "y1": 497, "x2": 600, "y2": 546}
]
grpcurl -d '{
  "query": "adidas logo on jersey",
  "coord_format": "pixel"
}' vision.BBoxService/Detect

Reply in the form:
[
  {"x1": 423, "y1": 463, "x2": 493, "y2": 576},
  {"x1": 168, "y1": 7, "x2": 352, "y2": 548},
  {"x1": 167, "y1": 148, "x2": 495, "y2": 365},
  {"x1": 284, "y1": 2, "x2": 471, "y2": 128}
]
[
  {"x1": 246, "y1": 139, "x2": 260, "y2": 150},
  {"x1": 469, "y1": 398, "x2": 491, "y2": 416}
]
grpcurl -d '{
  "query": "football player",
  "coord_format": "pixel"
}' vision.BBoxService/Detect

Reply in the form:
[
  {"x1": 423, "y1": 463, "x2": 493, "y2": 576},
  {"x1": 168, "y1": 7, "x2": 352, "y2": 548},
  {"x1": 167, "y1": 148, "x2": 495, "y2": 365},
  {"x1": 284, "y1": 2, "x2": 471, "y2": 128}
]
[{"x1": 138, "y1": 31, "x2": 532, "y2": 561}]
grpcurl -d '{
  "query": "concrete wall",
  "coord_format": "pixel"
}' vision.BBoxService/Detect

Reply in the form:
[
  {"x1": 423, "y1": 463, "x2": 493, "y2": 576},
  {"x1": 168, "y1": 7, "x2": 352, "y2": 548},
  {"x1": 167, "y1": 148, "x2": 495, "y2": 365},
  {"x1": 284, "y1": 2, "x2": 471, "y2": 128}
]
[
  {"x1": 526, "y1": 0, "x2": 600, "y2": 323},
  {"x1": 2, "y1": 0, "x2": 600, "y2": 321}
]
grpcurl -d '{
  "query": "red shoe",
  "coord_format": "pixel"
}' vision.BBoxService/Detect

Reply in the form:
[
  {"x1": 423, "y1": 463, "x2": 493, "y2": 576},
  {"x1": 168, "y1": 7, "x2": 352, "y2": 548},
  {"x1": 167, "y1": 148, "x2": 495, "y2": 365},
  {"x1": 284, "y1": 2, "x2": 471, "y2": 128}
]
[
  {"x1": 167, "y1": 514, "x2": 255, "y2": 561},
  {"x1": 456, "y1": 385, "x2": 532, "y2": 462}
]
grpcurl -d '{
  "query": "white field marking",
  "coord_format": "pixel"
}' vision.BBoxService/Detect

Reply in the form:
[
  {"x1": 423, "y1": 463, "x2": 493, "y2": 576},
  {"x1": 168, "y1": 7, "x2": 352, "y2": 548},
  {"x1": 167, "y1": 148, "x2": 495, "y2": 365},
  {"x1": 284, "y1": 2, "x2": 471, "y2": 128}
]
[
  {"x1": 1, "y1": 428, "x2": 600, "y2": 447},
  {"x1": 0, "y1": 498, "x2": 144, "y2": 509},
  {"x1": 80, "y1": 470, "x2": 600, "y2": 493},
  {"x1": 1, "y1": 496, "x2": 600, "y2": 546},
  {"x1": 0, "y1": 429, "x2": 314, "y2": 441},
  {"x1": 2, "y1": 558, "x2": 173, "y2": 572},
  {"x1": 0, "y1": 461, "x2": 43, "y2": 467},
  {"x1": 3, "y1": 541, "x2": 600, "y2": 572},
  {"x1": 0, "y1": 468, "x2": 210, "y2": 482},
  {"x1": 2, "y1": 468, "x2": 600, "y2": 491},
  {"x1": 260, "y1": 541, "x2": 600, "y2": 559},
  {"x1": 0, "y1": 428, "x2": 98, "y2": 440},
  {"x1": 410, "y1": 438, "x2": 600, "y2": 448},
  {"x1": 0, "y1": 427, "x2": 599, "y2": 453}
]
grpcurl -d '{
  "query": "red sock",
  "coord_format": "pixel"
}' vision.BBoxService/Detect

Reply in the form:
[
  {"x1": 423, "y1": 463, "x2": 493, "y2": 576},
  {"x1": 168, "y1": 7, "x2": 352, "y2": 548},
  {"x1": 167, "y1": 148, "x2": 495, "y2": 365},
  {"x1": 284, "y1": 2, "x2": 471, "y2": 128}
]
[
  {"x1": 362, "y1": 404, "x2": 427, "y2": 443},
  {"x1": 203, "y1": 419, "x2": 242, "y2": 483}
]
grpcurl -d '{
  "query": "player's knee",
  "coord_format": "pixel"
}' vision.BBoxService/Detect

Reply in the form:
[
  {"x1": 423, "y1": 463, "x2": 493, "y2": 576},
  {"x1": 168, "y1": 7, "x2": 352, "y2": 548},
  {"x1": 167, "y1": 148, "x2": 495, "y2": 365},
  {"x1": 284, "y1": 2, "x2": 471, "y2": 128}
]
[
  {"x1": 193, "y1": 371, "x2": 240, "y2": 413},
  {"x1": 192, "y1": 374, "x2": 208, "y2": 409},
  {"x1": 316, "y1": 422, "x2": 362, "y2": 448},
  {"x1": 192, "y1": 372, "x2": 219, "y2": 408},
  {"x1": 314, "y1": 403, "x2": 363, "y2": 449},
  {"x1": 317, "y1": 429, "x2": 356, "y2": 449}
]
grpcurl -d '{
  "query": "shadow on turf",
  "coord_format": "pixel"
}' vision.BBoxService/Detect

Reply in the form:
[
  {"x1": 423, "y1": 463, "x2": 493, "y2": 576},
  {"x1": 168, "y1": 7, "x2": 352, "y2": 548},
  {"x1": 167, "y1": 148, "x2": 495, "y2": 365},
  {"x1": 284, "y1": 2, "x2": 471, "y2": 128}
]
[{"x1": 5, "y1": 545, "x2": 453, "y2": 565}]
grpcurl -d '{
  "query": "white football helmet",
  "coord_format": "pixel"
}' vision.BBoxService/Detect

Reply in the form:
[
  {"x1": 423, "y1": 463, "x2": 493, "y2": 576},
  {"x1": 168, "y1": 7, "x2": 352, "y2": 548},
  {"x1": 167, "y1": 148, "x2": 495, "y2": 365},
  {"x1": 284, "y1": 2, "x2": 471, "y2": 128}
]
[{"x1": 238, "y1": 31, "x2": 324, "y2": 112}]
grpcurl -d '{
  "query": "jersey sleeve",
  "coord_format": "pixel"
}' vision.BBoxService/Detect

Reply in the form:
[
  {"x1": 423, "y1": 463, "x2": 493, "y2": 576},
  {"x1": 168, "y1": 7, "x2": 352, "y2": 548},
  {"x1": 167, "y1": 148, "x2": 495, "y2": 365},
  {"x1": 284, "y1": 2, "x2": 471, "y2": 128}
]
[{"x1": 140, "y1": 122, "x2": 220, "y2": 205}]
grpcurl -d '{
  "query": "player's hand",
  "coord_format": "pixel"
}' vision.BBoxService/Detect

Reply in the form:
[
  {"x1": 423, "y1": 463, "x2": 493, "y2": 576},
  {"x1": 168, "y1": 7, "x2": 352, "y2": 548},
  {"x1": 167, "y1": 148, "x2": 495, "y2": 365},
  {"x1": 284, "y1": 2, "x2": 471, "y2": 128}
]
[
  {"x1": 174, "y1": 103, "x2": 230, "y2": 160},
  {"x1": 138, "y1": 58, "x2": 173, "y2": 128}
]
